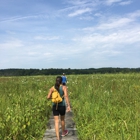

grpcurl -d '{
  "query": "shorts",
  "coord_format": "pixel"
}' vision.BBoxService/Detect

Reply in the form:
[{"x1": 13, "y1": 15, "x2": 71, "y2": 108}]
[
  {"x1": 52, "y1": 105, "x2": 66, "y2": 116},
  {"x1": 62, "y1": 83, "x2": 66, "y2": 85}
]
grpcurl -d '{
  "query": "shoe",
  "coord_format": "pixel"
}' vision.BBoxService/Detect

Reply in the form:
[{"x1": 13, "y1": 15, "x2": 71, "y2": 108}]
[{"x1": 61, "y1": 130, "x2": 69, "y2": 137}]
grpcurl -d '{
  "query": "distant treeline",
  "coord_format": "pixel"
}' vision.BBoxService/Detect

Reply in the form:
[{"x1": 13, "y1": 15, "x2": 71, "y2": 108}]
[{"x1": 0, "y1": 68, "x2": 140, "y2": 76}]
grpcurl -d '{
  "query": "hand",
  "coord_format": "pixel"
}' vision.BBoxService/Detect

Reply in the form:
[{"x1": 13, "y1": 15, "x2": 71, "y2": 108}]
[{"x1": 66, "y1": 106, "x2": 71, "y2": 112}]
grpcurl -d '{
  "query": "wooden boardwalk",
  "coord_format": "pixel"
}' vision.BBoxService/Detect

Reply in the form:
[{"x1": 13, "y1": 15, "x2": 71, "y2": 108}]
[{"x1": 43, "y1": 109, "x2": 78, "y2": 140}]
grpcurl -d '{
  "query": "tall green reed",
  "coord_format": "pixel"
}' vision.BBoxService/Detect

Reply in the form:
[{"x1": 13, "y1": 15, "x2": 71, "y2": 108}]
[
  {"x1": 68, "y1": 74, "x2": 140, "y2": 140},
  {"x1": 0, "y1": 76, "x2": 54, "y2": 140}
]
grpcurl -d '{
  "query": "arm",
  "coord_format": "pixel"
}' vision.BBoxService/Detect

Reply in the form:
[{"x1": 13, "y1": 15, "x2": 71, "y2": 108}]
[
  {"x1": 47, "y1": 87, "x2": 53, "y2": 99},
  {"x1": 63, "y1": 86, "x2": 71, "y2": 112}
]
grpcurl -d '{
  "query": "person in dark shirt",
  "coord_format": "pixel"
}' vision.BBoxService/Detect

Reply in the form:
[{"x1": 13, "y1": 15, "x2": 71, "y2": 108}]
[{"x1": 47, "y1": 76, "x2": 71, "y2": 140}]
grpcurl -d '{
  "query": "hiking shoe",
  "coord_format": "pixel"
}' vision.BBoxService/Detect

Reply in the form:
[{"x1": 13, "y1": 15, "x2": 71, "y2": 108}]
[{"x1": 61, "y1": 130, "x2": 68, "y2": 137}]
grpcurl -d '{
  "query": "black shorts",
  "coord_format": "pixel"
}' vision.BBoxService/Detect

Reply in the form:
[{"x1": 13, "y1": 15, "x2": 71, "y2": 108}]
[
  {"x1": 52, "y1": 106, "x2": 66, "y2": 116},
  {"x1": 62, "y1": 83, "x2": 66, "y2": 85}
]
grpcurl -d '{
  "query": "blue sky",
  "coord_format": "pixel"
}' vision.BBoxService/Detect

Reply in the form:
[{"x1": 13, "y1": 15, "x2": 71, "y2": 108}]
[{"x1": 0, "y1": 0, "x2": 140, "y2": 69}]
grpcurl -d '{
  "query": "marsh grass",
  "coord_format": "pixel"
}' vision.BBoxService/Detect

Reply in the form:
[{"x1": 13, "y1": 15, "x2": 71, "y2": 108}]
[
  {"x1": 0, "y1": 76, "x2": 55, "y2": 140},
  {"x1": 68, "y1": 74, "x2": 140, "y2": 140},
  {"x1": 0, "y1": 74, "x2": 140, "y2": 140}
]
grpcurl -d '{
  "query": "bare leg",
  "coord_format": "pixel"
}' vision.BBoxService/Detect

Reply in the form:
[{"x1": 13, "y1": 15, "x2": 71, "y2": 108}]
[
  {"x1": 60, "y1": 115, "x2": 65, "y2": 133},
  {"x1": 54, "y1": 116, "x2": 60, "y2": 140}
]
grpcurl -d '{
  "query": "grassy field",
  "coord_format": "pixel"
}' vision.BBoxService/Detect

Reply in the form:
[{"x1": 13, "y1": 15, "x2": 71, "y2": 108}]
[
  {"x1": 68, "y1": 74, "x2": 140, "y2": 140},
  {"x1": 0, "y1": 73, "x2": 140, "y2": 140},
  {"x1": 0, "y1": 76, "x2": 55, "y2": 140}
]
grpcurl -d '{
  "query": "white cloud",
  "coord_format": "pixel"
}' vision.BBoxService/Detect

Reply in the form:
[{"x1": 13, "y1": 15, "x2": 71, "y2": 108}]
[
  {"x1": 104, "y1": 0, "x2": 133, "y2": 6},
  {"x1": 65, "y1": 0, "x2": 93, "y2": 6},
  {"x1": 74, "y1": 25, "x2": 140, "y2": 49},
  {"x1": 82, "y1": 17, "x2": 133, "y2": 32},
  {"x1": 105, "y1": 0, "x2": 122, "y2": 5},
  {"x1": 68, "y1": 8, "x2": 92, "y2": 17},
  {"x1": 98, "y1": 18, "x2": 133, "y2": 30},
  {"x1": 44, "y1": 52, "x2": 52, "y2": 56},
  {"x1": 0, "y1": 39, "x2": 23, "y2": 50},
  {"x1": 27, "y1": 52, "x2": 40, "y2": 56},
  {"x1": 119, "y1": 0, "x2": 132, "y2": 5},
  {"x1": 0, "y1": 15, "x2": 39, "y2": 23},
  {"x1": 34, "y1": 36, "x2": 60, "y2": 40},
  {"x1": 83, "y1": 10, "x2": 140, "y2": 32},
  {"x1": 128, "y1": 10, "x2": 140, "y2": 18},
  {"x1": 70, "y1": 10, "x2": 140, "y2": 56},
  {"x1": 0, "y1": 0, "x2": 140, "y2": 69},
  {"x1": 76, "y1": 28, "x2": 140, "y2": 45}
]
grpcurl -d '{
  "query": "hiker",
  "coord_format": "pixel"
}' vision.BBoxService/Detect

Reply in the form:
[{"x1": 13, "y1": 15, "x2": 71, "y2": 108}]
[
  {"x1": 47, "y1": 76, "x2": 71, "y2": 140},
  {"x1": 61, "y1": 73, "x2": 67, "y2": 85}
]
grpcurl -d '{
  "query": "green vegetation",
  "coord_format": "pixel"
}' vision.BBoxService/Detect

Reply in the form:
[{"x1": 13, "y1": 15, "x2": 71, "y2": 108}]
[
  {"x1": 0, "y1": 74, "x2": 140, "y2": 140},
  {"x1": 0, "y1": 68, "x2": 140, "y2": 76},
  {"x1": 0, "y1": 76, "x2": 55, "y2": 140},
  {"x1": 68, "y1": 74, "x2": 140, "y2": 140}
]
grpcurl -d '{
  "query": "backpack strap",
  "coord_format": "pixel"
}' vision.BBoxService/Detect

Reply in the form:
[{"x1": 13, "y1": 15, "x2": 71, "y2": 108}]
[{"x1": 54, "y1": 85, "x2": 64, "y2": 98}]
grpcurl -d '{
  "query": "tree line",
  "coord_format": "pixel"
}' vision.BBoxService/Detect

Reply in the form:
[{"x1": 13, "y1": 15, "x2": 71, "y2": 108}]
[{"x1": 0, "y1": 68, "x2": 140, "y2": 76}]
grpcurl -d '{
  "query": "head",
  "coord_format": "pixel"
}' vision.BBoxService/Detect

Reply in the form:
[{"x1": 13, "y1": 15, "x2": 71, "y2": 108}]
[
  {"x1": 55, "y1": 76, "x2": 62, "y2": 91},
  {"x1": 63, "y1": 73, "x2": 65, "y2": 76}
]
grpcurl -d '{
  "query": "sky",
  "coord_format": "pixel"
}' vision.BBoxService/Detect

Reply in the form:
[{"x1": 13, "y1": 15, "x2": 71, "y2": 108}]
[{"x1": 0, "y1": 0, "x2": 140, "y2": 69}]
